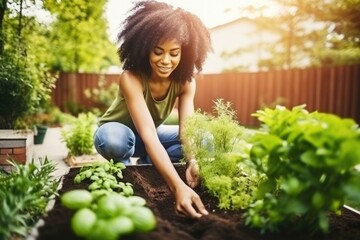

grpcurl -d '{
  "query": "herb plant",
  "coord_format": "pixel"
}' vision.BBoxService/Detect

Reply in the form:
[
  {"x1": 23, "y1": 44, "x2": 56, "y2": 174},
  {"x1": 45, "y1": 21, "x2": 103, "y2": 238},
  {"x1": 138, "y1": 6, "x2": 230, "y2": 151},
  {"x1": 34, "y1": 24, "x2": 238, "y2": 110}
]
[
  {"x1": 61, "y1": 160, "x2": 156, "y2": 239},
  {"x1": 61, "y1": 112, "x2": 96, "y2": 156},
  {"x1": 74, "y1": 160, "x2": 134, "y2": 196},
  {"x1": 183, "y1": 99, "x2": 264, "y2": 209},
  {"x1": 61, "y1": 189, "x2": 156, "y2": 239},
  {"x1": 245, "y1": 105, "x2": 360, "y2": 233},
  {"x1": 0, "y1": 158, "x2": 60, "y2": 239}
]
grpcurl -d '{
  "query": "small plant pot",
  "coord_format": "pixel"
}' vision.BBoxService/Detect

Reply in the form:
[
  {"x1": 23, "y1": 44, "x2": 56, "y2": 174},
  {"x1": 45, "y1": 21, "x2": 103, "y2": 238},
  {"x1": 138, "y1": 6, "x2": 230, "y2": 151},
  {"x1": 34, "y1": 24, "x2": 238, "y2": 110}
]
[{"x1": 34, "y1": 125, "x2": 48, "y2": 145}]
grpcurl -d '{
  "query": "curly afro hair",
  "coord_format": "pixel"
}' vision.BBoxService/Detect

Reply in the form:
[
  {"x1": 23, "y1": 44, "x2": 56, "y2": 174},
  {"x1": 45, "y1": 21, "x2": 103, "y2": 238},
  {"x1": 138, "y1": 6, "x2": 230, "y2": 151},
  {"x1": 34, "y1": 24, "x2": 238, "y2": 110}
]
[{"x1": 117, "y1": 0, "x2": 212, "y2": 84}]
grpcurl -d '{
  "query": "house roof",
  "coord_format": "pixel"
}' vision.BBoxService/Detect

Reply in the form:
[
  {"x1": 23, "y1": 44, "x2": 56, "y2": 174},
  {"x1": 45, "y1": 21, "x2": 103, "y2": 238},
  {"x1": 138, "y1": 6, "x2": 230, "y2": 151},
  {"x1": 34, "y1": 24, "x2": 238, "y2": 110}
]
[{"x1": 210, "y1": 17, "x2": 255, "y2": 31}]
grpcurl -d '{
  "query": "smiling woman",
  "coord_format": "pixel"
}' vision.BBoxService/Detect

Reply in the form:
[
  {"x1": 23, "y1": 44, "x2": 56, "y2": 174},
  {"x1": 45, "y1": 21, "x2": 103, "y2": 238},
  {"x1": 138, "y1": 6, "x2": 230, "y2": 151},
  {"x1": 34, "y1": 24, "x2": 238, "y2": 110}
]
[{"x1": 95, "y1": 0, "x2": 212, "y2": 219}]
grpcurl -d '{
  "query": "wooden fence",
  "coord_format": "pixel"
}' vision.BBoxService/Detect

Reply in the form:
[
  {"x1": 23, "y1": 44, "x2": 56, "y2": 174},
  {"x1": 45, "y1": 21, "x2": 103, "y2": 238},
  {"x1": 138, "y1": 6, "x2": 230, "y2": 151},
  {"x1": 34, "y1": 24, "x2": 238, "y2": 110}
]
[{"x1": 52, "y1": 64, "x2": 360, "y2": 126}]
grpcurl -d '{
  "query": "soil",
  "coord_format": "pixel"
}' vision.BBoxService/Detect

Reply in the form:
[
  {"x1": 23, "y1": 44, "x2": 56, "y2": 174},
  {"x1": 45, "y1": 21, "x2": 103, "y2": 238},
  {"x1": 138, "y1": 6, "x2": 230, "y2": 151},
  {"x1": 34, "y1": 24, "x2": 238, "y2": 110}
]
[{"x1": 36, "y1": 164, "x2": 360, "y2": 240}]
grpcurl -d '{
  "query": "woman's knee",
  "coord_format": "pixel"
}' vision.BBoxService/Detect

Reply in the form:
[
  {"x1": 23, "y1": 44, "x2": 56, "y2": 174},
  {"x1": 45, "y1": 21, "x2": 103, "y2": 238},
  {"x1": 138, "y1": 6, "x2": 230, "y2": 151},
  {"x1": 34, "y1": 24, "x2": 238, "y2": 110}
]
[
  {"x1": 156, "y1": 125, "x2": 181, "y2": 148},
  {"x1": 94, "y1": 122, "x2": 135, "y2": 160},
  {"x1": 166, "y1": 144, "x2": 183, "y2": 163}
]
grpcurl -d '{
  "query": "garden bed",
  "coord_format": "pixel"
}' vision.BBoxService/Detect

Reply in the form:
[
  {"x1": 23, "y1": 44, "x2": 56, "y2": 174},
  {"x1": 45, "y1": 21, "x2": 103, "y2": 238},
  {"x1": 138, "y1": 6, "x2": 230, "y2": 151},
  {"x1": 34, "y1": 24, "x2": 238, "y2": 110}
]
[{"x1": 36, "y1": 164, "x2": 360, "y2": 240}]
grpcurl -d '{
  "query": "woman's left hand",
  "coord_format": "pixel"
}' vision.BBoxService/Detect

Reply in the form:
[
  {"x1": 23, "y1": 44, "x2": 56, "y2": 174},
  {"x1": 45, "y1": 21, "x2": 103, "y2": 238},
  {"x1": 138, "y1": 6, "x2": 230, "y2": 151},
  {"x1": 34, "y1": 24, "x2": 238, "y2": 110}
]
[{"x1": 185, "y1": 159, "x2": 199, "y2": 188}]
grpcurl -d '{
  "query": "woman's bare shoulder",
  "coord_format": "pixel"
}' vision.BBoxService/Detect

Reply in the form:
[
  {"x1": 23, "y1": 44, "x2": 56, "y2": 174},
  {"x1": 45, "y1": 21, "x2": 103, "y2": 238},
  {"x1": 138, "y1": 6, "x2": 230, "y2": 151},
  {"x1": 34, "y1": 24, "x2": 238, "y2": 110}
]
[
  {"x1": 179, "y1": 77, "x2": 196, "y2": 95},
  {"x1": 120, "y1": 70, "x2": 144, "y2": 86},
  {"x1": 120, "y1": 70, "x2": 141, "y2": 82},
  {"x1": 119, "y1": 70, "x2": 143, "y2": 94}
]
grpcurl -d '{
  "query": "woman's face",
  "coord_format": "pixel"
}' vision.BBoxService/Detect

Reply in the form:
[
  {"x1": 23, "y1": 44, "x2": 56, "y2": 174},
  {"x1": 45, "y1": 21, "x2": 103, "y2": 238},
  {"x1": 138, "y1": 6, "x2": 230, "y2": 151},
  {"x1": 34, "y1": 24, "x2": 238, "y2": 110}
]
[{"x1": 149, "y1": 38, "x2": 181, "y2": 79}]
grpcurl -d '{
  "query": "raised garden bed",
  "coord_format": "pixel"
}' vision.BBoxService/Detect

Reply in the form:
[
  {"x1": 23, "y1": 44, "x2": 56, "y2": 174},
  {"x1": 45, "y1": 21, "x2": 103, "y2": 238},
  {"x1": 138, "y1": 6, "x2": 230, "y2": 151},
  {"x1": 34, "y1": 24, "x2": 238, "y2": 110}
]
[
  {"x1": 36, "y1": 164, "x2": 360, "y2": 240},
  {"x1": 0, "y1": 130, "x2": 33, "y2": 166}
]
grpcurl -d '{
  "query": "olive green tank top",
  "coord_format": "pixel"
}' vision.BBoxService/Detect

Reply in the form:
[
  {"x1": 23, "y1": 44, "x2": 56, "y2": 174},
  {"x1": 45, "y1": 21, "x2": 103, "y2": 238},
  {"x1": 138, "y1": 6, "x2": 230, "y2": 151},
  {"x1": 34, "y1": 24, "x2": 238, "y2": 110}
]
[{"x1": 99, "y1": 74, "x2": 180, "y2": 131}]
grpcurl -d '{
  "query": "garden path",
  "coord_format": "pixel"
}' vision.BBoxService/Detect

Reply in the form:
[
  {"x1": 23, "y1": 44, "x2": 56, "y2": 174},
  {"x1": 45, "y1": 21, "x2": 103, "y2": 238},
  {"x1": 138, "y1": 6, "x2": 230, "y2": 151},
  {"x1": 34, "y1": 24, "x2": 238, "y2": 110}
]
[
  {"x1": 32, "y1": 127, "x2": 138, "y2": 179},
  {"x1": 32, "y1": 127, "x2": 70, "y2": 178}
]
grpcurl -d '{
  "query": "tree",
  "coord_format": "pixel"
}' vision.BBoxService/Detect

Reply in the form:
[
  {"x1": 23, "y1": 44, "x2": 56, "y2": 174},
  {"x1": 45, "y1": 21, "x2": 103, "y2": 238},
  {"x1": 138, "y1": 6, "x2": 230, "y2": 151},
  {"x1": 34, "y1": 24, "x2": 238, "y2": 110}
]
[
  {"x1": 0, "y1": 0, "x2": 7, "y2": 53},
  {"x1": 302, "y1": 0, "x2": 360, "y2": 65},
  {"x1": 224, "y1": 0, "x2": 360, "y2": 71},
  {"x1": 43, "y1": 0, "x2": 118, "y2": 72},
  {"x1": 0, "y1": 0, "x2": 55, "y2": 129}
]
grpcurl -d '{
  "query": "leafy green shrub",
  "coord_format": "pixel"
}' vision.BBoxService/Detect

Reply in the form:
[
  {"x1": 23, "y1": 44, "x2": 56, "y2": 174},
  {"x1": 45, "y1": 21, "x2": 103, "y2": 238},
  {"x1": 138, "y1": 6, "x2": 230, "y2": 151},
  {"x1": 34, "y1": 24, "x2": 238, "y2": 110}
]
[
  {"x1": 0, "y1": 51, "x2": 56, "y2": 129},
  {"x1": 0, "y1": 158, "x2": 60, "y2": 239},
  {"x1": 245, "y1": 105, "x2": 360, "y2": 233},
  {"x1": 0, "y1": 53, "x2": 34, "y2": 129},
  {"x1": 62, "y1": 112, "x2": 97, "y2": 156},
  {"x1": 45, "y1": 107, "x2": 77, "y2": 126},
  {"x1": 183, "y1": 99, "x2": 264, "y2": 209},
  {"x1": 64, "y1": 100, "x2": 87, "y2": 117}
]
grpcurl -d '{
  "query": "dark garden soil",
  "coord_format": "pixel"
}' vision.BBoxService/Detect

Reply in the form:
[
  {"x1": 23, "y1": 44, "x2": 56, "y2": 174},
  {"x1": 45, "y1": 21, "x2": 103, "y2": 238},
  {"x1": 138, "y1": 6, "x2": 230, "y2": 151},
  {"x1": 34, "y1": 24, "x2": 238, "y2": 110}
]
[{"x1": 36, "y1": 164, "x2": 360, "y2": 240}]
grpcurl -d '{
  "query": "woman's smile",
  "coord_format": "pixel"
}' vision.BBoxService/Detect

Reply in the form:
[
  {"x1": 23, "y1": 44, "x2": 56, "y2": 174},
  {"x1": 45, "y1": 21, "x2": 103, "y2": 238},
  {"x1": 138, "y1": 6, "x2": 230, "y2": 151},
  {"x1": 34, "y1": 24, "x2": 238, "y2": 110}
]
[
  {"x1": 149, "y1": 39, "x2": 181, "y2": 78},
  {"x1": 157, "y1": 66, "x2": 172, "y2": 74}
]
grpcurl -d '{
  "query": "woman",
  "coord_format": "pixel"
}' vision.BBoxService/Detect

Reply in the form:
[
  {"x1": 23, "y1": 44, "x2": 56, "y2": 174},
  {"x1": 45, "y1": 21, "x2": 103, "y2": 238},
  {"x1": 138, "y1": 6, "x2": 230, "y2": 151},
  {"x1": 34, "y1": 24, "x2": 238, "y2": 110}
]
[{"x1": 94, "y1": 0, "x2": 212, "y2": 218}]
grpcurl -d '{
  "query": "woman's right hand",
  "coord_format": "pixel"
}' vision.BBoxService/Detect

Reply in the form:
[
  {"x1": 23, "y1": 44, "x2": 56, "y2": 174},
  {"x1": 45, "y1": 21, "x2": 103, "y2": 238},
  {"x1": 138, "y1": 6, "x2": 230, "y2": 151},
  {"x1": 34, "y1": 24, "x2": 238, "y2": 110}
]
[{"x1": 174, "y1": 182, "x2": 208, "y2": 219}]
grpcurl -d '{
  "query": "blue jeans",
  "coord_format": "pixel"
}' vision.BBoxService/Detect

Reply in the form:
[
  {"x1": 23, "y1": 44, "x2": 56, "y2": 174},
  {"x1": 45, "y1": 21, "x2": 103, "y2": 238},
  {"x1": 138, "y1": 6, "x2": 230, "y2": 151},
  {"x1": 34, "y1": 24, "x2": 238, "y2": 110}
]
[{"x1": 93, "y1": 122, "x2": 183, "y2": 165}]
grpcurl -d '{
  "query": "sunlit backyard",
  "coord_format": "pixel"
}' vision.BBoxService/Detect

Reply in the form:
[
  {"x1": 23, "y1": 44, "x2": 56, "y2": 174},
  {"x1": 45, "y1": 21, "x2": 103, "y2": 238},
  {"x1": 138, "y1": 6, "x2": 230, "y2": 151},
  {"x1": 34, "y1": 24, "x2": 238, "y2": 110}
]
[{"x1": 0, "y1": 0, "x2": 359, "y2": 239}]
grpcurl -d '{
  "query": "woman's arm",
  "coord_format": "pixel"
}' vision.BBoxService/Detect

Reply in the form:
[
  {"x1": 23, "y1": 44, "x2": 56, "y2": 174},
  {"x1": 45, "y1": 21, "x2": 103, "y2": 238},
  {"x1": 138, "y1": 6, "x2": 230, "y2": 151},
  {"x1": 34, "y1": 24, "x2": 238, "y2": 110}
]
[
  {"x1": 178, "y1": 79, "x2": 201, "y2": 188},
  {"x1": 120, "y1": 71, "x2": 208, "y2": 218},
  {"x1": 178, "y1": 78, "x2": 196, "y2": 145}
]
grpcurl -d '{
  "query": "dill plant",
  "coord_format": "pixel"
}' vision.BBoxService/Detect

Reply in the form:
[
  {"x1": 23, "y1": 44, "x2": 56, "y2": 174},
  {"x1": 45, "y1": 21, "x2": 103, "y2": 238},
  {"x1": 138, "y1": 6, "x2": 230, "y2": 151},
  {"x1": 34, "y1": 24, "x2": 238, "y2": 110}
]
[{"x1": 183, "y1": 99, "x2": 264, "y2": 210}]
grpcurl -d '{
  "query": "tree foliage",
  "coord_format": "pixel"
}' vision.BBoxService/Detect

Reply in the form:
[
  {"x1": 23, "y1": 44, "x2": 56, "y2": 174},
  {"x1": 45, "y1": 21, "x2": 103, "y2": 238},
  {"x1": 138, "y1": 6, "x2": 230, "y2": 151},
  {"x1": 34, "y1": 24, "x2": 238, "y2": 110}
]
[
  {"x1": 227, "y1": 0, "x2": 360, "y2": 71},
  {"x1": 0, "y1": 0, "x2": 119, "y2": 127},
  {"x1": 42, "y1": 0, "x2": 118, "y2": 72},
  {"x1": 0, "y1": 0, "x2": 56, "y2": 129},
  {"x1": 0, "y1": 52, "x2": 33, "y2": 128},
  {"x1": 301, "y1": 0, "x2": 360, "y2": 65}
]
